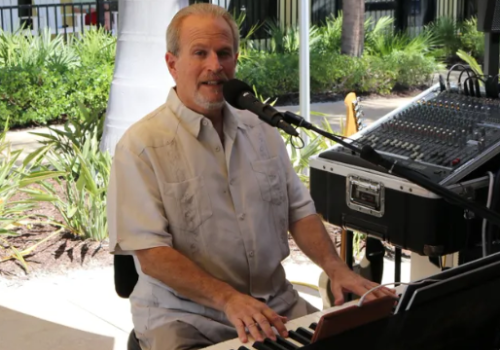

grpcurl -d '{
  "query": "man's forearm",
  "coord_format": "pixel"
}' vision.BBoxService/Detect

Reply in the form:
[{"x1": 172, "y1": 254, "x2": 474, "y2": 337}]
[
  {"x1": 135, "y1": 246, "x2": 238, "y2": 311},
  {"x1": 289, "y1": 214, "x2": 345, "y2": 273}
]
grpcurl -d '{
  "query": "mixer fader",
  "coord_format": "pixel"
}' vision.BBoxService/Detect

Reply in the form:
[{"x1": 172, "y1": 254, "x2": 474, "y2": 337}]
[{"x1": 336, "y1": 91, "x2": 500, "y2": 185}]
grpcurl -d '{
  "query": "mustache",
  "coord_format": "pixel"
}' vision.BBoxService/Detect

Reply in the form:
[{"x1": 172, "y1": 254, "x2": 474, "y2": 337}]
[{"x1": 200, "y1": 73, "x2": 229, "y2": 82}]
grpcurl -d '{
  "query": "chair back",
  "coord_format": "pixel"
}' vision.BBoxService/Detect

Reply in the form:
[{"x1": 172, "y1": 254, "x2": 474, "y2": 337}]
[{"x1": 114, "y1": 255, "x2": 139, "y2": 298}]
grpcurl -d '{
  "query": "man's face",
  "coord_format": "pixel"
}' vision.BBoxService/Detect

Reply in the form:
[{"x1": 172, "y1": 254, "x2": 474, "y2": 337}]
[{"x1": 166, "y1": 15, "x2": 239, "y2": 115}]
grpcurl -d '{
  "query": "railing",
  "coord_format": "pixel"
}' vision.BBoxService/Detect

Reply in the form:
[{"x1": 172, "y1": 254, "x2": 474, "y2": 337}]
[{"x1": 0, "y1": 1, "x2": 118, "y2": 37}]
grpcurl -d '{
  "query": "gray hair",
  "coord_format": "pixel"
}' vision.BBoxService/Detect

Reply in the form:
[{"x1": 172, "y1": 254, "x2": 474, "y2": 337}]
[{"x1": 167, "y1": 3, "x2": 240, "y2": 56}]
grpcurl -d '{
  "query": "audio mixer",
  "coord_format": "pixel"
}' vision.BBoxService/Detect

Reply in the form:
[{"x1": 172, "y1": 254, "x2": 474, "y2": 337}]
[
  {"x1": 319, "y1": 89, "x2": 500, "y2": 186},
  {"x1": 309, "y1": 85, "x2": 500, "y2": 256}
]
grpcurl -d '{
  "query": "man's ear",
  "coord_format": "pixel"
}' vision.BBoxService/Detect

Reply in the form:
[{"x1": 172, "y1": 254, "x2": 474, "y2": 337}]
[
  {"x1": 166, "y1": 52, "x2": 178, "y2": 80},
  {"x1": 234, "y1": 52, "x2": 239, "y2": 66}
]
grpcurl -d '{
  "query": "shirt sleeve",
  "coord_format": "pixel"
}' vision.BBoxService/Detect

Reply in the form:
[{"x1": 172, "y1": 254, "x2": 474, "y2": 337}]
[
  {"x1": 107, "y1": 142, "x2": 172, "y2": 255},
  {"x1": 275, "y1": 130, "x2": 317, "y2": 224}
]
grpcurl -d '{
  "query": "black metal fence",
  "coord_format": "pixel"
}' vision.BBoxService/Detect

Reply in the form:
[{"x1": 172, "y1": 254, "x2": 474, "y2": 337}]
[
  {"x1": 0, "y1": 1, "x2": 118, "y2": 37},
  {"x1": 0, "y1": 0, "x2": 478, "y2": 41},
  {"x1": 193, "y1": 0, "x2": 478, "y2": 44}
]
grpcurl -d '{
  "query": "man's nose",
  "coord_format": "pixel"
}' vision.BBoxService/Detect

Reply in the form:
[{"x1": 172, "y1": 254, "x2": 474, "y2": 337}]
[{"x1": 207, "y1": 51, "x2": 223, "y2": 72}]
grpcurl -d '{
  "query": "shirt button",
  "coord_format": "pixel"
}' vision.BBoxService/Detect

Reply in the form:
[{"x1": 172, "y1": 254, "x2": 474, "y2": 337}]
[
  {"x1": 215, "y1": 146, "x2": 221, "y2": 152},
  {"x1": 202, "y1": 120, "x2": 209, "y2": 126},
  {"x1": 249, "y1": 251, "x2": 255, "y2": 258},
  {"x1": 239, "y1": 213, "x2": 245, "y2": 220}
]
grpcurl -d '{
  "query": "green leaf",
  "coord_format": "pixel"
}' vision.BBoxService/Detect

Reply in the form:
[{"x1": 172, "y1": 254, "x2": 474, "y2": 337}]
[{"x1": 19, "y1": 171, "x2": 66, "y2": 187}]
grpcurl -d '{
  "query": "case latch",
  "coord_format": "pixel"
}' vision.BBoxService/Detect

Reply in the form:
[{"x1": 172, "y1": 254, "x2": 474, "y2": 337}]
[{"x1": 346, "y1": 175, "x2": 385, "y2": 217}]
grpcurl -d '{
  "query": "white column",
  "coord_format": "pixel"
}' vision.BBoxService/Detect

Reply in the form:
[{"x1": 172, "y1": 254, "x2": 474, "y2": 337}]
[
  {"x1": 100, "y1": 0, "x2": 189, "y2": 155},
  {"x1": 299, "y1": 0, "x2": 310, "y2": 145}
]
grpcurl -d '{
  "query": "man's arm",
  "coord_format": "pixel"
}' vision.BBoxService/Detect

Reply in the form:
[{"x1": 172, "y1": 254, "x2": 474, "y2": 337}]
[
  {"x1": 289, "y1": 214, "x2": 395, "y2": 305},
  {"x1": 136, "y1": 246, "x2": 235, "y2": 310},
  {"x1": 136, "y1": 246, "x2": 289, "y2": 343}
]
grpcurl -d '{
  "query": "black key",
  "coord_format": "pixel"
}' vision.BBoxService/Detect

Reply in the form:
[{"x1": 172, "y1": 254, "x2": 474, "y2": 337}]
[
  {"x1": 238, "y1": 347, "x2": 251, "y2": 350},
  {"x1": 252, "y1": 341, "x2": 274, "y2": 350},
  {"x1": 263, "y1": 338, "x2": 290, "y2": 350},
  {"x1": 288, "y1": 330, "x2": 310, "y2": 345},
  {"x1": 276, "y1": 335, "x2": 299, "y2": 350},
  {"x1": 309, "y1": 322, "x2": 317, "y2": 331},
  {"x1": 296, "y1": 327, "x2": 313, "y2": 341}
]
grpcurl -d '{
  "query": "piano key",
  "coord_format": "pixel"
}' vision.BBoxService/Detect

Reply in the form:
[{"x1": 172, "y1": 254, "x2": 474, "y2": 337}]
[
  {"x1": 275, "y1": 335, "x2": 299, "y2": 350},
  {"x1": 251, "y1": 342, "x2": 274, "y2": 350},
  {"x1": 288, "y1": 330, "x2": 310, "y2": 346},
  {"x1": 263, "y1": 338, "x2": 291, "y2": 350},
  {"x1": 295, "y1": 327, "x2": 313, "y2": 341},
  {"x1": 201, "y1": 286, "x2": 407, "y2": 350}
]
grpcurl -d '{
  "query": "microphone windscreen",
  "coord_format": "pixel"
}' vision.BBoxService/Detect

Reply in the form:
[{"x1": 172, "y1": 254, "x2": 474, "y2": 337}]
[{"x1": 223, "y1": 79, "x2": 254, "y2": 109}]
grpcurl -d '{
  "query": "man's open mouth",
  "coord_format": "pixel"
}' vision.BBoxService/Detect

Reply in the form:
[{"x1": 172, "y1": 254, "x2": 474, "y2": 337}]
[{"x1": 201, "y1": 80, "x2": 225, "y2": 86}]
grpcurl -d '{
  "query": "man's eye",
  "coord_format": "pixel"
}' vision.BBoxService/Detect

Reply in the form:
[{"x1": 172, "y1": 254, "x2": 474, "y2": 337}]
[{"x1": 195, "y1": 51, "x2": 206, "y2": 56}]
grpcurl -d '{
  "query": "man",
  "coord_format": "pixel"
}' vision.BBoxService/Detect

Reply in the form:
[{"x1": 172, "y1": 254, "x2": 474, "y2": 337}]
[{"x1": 107, "y1": 3, "x2": 394, "y2": 350}]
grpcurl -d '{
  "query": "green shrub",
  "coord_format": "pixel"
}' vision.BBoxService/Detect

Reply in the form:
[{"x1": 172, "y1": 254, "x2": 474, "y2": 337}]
[
  {"x1": 0, "y1": 28, "x2": 115, "y2": 129},
  {"x1": 236, "y1": 51, "x2": 300, "y2": 97},
  {"x1": 0, "y1": 66, "x2": 70, "y2": 127},
  {"x1": 459, "y1": 17, "x2": 484, "y2": 60}
]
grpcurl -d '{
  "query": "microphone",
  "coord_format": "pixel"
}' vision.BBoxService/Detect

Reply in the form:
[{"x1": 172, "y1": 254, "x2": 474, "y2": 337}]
[{"x1": 223, "y1": 79, "x2": 299, "y2": 136}]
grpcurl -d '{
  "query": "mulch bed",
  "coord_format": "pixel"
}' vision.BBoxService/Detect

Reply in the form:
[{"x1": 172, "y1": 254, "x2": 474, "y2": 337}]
[{"x1": 0, "y1": 179, "x2": 112, "y2": 283}]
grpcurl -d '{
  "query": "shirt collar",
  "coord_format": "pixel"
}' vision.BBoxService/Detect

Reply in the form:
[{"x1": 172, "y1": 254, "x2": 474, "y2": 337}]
[{"x1": 167, "y1": 87, "x2": 246, "y2": 139}]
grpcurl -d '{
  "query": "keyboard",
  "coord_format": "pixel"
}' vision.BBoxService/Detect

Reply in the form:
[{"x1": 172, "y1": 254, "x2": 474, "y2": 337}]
[{"x1": 201, "y1": 286, "x2": 405, "y2": 350}]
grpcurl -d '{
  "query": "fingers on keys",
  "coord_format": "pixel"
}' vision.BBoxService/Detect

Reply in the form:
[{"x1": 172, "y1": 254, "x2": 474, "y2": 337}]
[
  {"x1": 235, "y1": 311, "x2": 288, "y2": 343},
  {"x1": 234, "y1": 318, "x2": 249, "y2": 343}
]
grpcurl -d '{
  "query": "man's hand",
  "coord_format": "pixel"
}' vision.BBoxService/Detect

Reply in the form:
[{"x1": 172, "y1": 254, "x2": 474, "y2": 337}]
[
  {"x1": 327, "y1": 263, "x2": 396, "y2": 305},
  {"x1": 223, "y1": 293, "x2": 288, "y2": 343}
]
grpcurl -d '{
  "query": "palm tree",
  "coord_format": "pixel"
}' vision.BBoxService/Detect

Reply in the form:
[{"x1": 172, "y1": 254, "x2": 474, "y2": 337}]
[
  {"x1": 341, "y1": 0, "x2": 365, "y2": 57},
  {"x1": 100, "y1": 0, "x2": 189, "y2": 155}
]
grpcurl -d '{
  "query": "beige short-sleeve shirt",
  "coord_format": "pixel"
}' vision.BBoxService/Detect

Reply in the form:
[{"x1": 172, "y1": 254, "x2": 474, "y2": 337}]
[{"x1": 107, "y1": 88, "x2": 316, "y2": 342}]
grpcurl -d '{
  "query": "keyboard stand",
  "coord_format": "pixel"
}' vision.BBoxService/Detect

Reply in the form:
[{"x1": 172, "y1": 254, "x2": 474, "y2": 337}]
[{"x1": 344, "y1": 230, "x2": 402, "y2": 302}]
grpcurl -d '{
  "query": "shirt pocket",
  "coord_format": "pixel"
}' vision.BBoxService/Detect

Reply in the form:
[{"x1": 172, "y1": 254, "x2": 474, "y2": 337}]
[
  {"x1": 159, "y1": 176, "x2": 213, "y2": 232},
  {"x1": 251, "y1": 157, "x2": 287, "y2": 206}
]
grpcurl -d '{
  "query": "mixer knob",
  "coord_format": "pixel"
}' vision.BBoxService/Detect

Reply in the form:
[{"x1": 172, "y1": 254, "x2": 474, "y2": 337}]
[{"x1": 478, "y1": 138, "x2": 486, "y2": 151}]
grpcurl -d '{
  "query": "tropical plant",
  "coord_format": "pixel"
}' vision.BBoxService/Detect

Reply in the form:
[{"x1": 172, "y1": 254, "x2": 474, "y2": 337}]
[
  {"x1": 0, "y1": 27, "x2": 79, "y2": 71},
  {"x1": 0, "y1": 119, "x2": 64, "y2": 271},
  {"x1": 282, "y1": 115, "x2": 337, "y2": 187},
  {"x1": 459, "y1": 17, "x2": 484, "y2": 60},
  {"x1": 456, "y1": 49, "x2": 484, "y2": 76},
  {"x1": 265, "y1": 20, "x2": 321, "y2": 54},
  {"x1": 24, "y1": 105, "x2": 110, "y2": 241}
]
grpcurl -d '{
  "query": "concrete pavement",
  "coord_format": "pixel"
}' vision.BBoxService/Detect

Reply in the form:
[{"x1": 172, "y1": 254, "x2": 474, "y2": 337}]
[{"x1": 0, "y1": 96, "x2": 414, "y2": 350}]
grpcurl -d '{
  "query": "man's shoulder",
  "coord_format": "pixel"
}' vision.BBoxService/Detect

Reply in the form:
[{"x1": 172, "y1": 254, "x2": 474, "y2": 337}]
[{"x1": 116, "y1": 103, "x2": 178, "y2": 156}]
